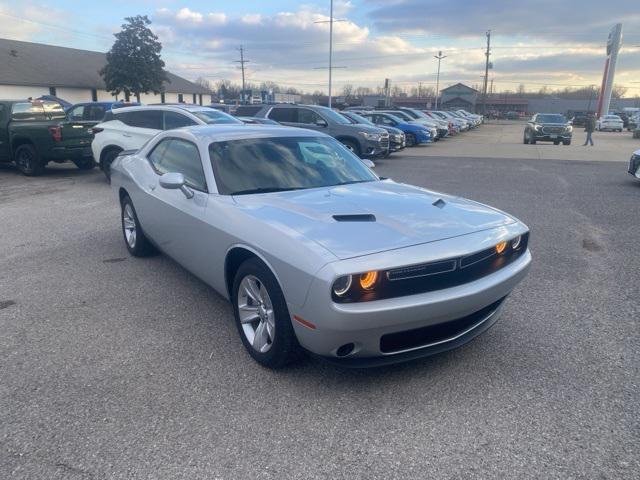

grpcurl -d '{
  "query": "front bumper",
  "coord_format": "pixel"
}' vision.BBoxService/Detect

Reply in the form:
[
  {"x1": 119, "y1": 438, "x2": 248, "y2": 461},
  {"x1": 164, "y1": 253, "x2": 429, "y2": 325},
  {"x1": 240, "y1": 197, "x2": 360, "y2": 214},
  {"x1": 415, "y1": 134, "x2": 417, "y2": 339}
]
[
  {"x1": 290, "y1": 226, "x2": 531, "y2": 366},
  {"x1": 362, "y1": 138, "x2": 388, "y2": 158},
  {"x1": 629, "y1": 155, "x2": 640, "y2": 179}
]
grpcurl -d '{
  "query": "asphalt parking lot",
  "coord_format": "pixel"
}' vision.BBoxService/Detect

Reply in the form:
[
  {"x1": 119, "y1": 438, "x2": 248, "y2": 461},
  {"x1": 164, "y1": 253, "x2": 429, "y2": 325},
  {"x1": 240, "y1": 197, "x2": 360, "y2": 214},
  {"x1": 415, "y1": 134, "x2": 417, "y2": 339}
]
[{"x1": 1, "y1": 129, "x2": 639, "y2": 479}]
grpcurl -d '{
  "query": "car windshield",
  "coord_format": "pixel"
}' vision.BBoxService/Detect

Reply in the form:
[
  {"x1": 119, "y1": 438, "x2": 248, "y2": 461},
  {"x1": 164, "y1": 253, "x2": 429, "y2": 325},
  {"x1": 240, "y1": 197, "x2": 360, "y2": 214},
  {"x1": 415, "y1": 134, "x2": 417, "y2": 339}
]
[
  {"x1": 537, "y1": 114, "x2": 567, "y2": 123},
  {"x1": 385, "y1": 111, "x2": 412, "y2": 121},
  {"x1": 605, "y1": 115, "x2": 621, "y2": 120},
  {"x1": 191, "y1": 109, "x2": 242, "y2": 125},
  {"x1": 316, "y1": 107, "x2": 351, "y2": 125},
  {"x1": 209, "y1": 136, "x2": 378, "y2": 195},
  {"x1": 343, "y1": 112, "x2": 374, "y2": 126}
]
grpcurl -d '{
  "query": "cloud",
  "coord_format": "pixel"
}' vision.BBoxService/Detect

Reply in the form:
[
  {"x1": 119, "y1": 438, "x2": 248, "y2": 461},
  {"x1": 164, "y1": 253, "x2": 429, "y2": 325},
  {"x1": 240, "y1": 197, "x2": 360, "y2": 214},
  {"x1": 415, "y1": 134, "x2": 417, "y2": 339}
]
[
  {"x1": 367, "y1": 0, "x2": 639, "y2": 42},
  {"x1": 0, "y1": 1, "x2": 68, "y2": 41}
]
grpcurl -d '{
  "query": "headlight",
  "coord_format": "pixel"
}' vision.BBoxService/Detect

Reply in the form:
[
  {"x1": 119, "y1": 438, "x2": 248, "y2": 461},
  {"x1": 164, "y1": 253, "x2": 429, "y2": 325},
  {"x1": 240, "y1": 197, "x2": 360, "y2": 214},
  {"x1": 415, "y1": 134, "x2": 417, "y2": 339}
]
[
  {"x1": 360, "y1": 132, "x2": 381, "y2": 141},
  {"x1": 359, "y1": 271, "x2": 379, "y2": 290},
  {"x1": 332, "y1": 275, "x2": 352, "y2": 297},
  {"x1": 534, "y1": 125, "x2": 543, "y2": 131},
  {"x1": 511, "y1": 235, "x2": 522, "y2": 250},
  {"x1": 566, "y1": 125, "x2": 573, "y2": 132}
]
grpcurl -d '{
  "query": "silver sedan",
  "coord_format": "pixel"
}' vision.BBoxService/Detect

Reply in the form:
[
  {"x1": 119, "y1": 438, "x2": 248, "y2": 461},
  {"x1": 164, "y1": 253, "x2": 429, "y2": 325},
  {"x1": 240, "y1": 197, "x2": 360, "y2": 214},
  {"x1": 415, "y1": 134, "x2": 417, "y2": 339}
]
[{"x1": 111, "y1": 125, "x2": 531, "y2": 368}]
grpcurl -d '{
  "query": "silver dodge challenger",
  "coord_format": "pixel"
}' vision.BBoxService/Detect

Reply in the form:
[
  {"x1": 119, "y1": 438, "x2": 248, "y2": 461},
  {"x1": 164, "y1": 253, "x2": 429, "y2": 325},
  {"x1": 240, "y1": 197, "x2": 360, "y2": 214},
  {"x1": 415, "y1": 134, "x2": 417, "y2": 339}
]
[{"x1": 111, "y1": 125, "x2": 531, "y2": 368}]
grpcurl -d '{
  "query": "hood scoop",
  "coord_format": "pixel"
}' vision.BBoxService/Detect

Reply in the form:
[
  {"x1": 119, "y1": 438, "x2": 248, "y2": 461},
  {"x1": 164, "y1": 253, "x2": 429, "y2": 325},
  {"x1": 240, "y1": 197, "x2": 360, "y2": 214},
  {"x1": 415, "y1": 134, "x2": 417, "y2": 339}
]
[
  {"x1": 332, "y1": 214, "x2": 376, "y2": 222},
  {"x1": 432, "y1": 198, "x2": 446, "y2": 209}
]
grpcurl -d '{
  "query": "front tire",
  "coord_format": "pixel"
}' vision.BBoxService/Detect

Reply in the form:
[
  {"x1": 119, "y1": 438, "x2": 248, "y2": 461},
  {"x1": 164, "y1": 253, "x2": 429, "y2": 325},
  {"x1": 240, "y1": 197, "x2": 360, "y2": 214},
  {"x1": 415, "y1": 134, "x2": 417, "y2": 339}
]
[
  {"x1": 232, "y1": 258, "x2": 301, "y2": 369},
  {"x1": 120, "y1": 195, "x2": 157, "y2": 257},
  {"x1": 405, "y1": 133, "x2": 416, "y2": 147},
  {"x1": 523, "y1": 132, "x2": 529, "y2": 144},
  {"x1": 101, "y1": 148, "x2": 121, "y2": 183},
  {"x1": 14, "y1": 144, "x2": 44, "y2": 176}
]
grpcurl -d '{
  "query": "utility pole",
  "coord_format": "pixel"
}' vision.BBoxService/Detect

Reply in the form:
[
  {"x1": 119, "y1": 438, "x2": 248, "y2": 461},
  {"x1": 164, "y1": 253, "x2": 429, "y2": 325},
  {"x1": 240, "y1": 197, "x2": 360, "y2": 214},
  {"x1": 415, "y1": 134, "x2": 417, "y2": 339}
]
[
  {"x1": 314, "y1": 1, "x2": 347, "y2": 108},
  {"x1": 234, "y1": 46, "x2": 249, "y2": 104},
  {"x1": 482, "y1": 30, "x2": 491, "y2": 115},
  {"x1": 434, "y1": 50, "x2": 447, "y2": 109}
]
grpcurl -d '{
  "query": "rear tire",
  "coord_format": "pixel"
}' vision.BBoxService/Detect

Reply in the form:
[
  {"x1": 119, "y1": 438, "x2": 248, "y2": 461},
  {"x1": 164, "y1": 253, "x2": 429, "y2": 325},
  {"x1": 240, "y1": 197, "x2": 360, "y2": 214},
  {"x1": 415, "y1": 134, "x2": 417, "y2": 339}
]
[
  {"x1": 232, "y1": 258, "x2": 301, "y2": 368},
  {"x1": 120, "y1": 195, "x2": 157, "y2": 257},
  {"x1": 14, "y1": 144, "x2": 43, "y2": 176},
  {"x1": 73, "y1": 157, "x2": 96, "y2": 170},
  {"x1": 101, "y1": 148, "x2": 121, "y2": 183}
]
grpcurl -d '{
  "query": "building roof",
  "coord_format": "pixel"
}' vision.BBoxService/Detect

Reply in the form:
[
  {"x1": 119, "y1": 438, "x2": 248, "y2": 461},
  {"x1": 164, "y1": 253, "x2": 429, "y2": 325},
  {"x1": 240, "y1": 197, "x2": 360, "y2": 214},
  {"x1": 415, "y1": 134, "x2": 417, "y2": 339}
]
[
  {"x1": 0, "y1": 38, "x2": 210, "y2": 94},
  {"x1": 441, "y1": 83, "x2": 479, "y2": 94}
]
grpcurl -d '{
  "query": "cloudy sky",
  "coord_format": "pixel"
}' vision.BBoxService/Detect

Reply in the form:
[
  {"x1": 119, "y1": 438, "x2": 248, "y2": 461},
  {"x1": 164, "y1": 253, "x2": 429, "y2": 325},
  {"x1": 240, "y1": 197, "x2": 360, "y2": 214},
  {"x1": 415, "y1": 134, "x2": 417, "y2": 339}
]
[{"x1": 1, "y1": 0, "x2": 639, "y2": 95}]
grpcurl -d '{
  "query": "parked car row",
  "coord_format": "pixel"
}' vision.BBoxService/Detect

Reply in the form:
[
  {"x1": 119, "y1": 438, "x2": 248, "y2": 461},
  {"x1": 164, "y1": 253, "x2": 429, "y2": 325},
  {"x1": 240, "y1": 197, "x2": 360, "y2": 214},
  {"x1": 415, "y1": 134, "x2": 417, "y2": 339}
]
[{"x1": 1, "y1": 96, "x2": 485, "y2": 177}]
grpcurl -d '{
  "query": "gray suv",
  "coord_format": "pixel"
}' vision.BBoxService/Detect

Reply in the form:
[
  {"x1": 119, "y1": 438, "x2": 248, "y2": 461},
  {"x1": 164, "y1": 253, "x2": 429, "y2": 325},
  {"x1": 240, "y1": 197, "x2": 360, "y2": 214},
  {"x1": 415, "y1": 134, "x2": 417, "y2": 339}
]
[{"x1": 252, "y1": 104, "x2": 389, "y2": 158}]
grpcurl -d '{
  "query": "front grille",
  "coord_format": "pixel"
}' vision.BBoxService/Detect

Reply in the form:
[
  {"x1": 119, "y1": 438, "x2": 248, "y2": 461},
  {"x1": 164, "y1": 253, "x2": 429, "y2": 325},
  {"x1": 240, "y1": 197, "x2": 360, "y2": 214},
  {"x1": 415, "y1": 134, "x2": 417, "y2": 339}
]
[
  {"x1": 379, "y1": 134, "x2": 389, "y2": 148},
  {"x1": 333, "y1": 233, "x2": 529, "y2": 303},
  {"x1": 542, "y1": 126, "x2": 565, "y2": 134},
  {"x1": 380, "y1": 297, "x2": 505, "y2": 353}
]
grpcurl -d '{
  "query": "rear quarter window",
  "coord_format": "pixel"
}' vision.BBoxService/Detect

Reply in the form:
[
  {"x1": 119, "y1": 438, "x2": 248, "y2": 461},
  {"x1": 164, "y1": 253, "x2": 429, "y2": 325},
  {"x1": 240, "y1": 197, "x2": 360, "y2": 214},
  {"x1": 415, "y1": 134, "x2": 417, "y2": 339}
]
[
  {"x1": 117, "y1": 110, "x2": 163, "y2": 130},
  {"x1": 11, "y1": 103, "x2": 46, "y2": 121}
]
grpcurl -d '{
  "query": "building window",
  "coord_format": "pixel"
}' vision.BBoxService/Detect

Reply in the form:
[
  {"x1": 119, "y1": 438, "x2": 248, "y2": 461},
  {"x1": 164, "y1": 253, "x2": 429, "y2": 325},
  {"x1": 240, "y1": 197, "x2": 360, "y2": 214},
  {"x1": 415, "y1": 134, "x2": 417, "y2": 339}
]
[
  {"x1": 49, "y1": 87, "x2": 57, "y2": 96},
  {"x1": 178, "y1": 94, "x2": 184, "y2": 103},
  {"x1": 160, "y1": 92, "x2": 166, "y2": 103},
  {"x1": 91, "y1": 89, "x2": 98, "y2": 102}
]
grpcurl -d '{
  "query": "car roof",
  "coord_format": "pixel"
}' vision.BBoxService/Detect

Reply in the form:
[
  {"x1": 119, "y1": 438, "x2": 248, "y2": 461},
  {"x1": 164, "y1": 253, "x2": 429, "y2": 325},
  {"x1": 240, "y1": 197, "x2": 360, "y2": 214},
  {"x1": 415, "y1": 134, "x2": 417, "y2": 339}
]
[
  {"x1": 113, "y1": 104, "x2": 213, "y2": 114},
  {"x1": 184, "y1": 124, "x2": 329, "y2": 143}
]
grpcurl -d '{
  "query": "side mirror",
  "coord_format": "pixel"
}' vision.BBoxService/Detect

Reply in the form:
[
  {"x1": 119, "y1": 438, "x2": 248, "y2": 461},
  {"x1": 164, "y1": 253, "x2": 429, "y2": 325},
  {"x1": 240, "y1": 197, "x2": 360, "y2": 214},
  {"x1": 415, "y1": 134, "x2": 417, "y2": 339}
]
[
  {"x1": 315, "y1": 118, "x2": 328, "y2": 127},
  {"x1": 362, "y1": 159, "x2": 375, "y2": 169},
  {"x1": 159, "y1": 172, "x2": 194, "y2": 199}
]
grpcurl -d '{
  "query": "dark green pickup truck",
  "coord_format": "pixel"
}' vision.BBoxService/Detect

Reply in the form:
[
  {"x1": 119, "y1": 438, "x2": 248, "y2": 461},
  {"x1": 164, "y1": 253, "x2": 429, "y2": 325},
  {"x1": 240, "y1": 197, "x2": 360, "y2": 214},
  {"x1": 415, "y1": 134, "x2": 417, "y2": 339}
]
[{"x1": 0, "y1": 99, "x2": 95, "y2": 176}]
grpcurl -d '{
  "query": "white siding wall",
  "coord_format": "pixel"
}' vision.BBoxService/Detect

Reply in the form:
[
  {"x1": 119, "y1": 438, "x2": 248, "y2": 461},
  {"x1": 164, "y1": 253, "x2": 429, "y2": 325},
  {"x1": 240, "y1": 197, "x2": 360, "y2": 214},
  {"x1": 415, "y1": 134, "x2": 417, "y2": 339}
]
[
  {"x1": 54, "y1": 87, "x2": 93, "y2": 103},
  {"x1": 0, "y1": 85, "x2": 50, "y2": 100},
  {"x1": 0, "y1": 84, "x2": 205, "y2": 105}
]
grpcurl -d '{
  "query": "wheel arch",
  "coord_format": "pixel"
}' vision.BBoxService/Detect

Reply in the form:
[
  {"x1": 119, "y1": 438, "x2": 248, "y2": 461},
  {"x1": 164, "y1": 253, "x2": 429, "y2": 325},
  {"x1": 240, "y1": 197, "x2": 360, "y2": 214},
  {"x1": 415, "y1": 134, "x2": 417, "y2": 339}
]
[
  {"x1": 224, "y1": 245, "x2": 286, "y2": 301},
  {"x1": 99, "y1": 144, "x2": 123, "y2": 166},
  {"x1": 11, "y1": 137, "x2": 35, "y2": 155}
]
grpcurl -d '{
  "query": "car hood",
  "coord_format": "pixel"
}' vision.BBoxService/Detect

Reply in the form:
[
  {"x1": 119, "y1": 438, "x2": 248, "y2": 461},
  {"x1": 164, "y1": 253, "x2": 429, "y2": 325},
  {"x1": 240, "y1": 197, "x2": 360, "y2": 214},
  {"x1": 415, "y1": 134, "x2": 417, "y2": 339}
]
[{"x1": 232, "y1": 181, "x2": 515, "y2": 259}]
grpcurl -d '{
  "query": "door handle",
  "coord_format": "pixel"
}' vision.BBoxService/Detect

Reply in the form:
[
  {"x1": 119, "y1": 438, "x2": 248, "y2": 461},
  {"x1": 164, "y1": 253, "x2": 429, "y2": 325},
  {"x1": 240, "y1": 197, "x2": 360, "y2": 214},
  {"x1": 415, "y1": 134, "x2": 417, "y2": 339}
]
[{"x1": 122, "y1": 133, "x2": 132, "y2": 138}]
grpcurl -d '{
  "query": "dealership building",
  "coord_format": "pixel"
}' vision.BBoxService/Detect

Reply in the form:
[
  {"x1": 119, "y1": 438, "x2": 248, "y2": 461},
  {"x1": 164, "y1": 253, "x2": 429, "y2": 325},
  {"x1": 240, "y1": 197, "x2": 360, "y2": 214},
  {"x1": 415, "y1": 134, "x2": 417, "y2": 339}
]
[{"x1": 0, "y1": 38, "x2": 210, "y2": 105}]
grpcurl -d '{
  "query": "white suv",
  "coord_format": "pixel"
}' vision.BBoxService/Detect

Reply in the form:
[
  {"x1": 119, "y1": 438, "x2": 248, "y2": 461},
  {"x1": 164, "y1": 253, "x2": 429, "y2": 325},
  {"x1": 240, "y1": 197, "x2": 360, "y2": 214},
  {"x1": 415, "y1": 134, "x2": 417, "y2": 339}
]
[{"x1": 91, "y1": 105, "x2": 242, "y2": 181}]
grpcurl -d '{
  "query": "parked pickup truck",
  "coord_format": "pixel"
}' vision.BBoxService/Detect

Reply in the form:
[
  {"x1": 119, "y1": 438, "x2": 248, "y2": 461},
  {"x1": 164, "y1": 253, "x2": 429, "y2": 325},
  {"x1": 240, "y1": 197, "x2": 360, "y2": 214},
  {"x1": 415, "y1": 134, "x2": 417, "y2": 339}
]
[{"x1": 0, "y1": 99, "x2": 95, "y2": 175}]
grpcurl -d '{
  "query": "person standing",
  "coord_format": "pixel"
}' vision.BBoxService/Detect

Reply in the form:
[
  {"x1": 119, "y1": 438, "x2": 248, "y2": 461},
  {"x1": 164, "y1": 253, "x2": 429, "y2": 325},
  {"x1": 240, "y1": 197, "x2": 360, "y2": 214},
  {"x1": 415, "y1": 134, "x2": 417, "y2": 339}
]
[{"x1": 583, "y1": 113, "x2": 595, "y2": 146}]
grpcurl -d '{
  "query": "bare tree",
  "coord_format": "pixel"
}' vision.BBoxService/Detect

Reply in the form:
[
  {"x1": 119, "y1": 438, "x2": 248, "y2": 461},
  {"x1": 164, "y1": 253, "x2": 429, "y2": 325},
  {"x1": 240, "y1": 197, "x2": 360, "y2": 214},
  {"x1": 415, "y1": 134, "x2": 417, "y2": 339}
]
[{"x1": 612, "y1": 84, "x2": 628, "y2": 99}]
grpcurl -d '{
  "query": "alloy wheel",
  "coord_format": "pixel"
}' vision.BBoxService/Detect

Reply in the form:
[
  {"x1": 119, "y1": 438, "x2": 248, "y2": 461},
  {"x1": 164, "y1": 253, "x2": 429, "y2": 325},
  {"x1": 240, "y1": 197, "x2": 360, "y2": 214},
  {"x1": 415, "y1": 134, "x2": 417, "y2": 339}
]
[
  {"x1": 123, "y1": 204, "x2": 137, "y2": 248},
  {"x1": 237, "y1": 275, "x2": 275, "y2": 353}
]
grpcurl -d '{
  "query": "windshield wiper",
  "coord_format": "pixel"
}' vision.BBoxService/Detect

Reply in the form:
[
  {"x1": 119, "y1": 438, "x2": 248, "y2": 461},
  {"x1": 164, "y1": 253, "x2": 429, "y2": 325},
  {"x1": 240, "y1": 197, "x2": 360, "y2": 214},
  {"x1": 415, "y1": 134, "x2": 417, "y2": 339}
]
[
  {"x1": 230, "y1": 187, "x2": 306, "y2": 195},
  {"x1": 334, "y1": 179, "x2": 376, "y2": 186}
]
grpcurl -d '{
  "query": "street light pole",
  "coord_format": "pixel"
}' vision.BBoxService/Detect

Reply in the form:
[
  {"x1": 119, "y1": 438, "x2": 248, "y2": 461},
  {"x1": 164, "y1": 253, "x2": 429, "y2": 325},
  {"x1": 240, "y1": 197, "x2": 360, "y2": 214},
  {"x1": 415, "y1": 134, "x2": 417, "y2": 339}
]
[
  {"x1": 328, "y1": 0, "x2": 333, "y2": 108},
  {"x1": 434, "y1": 51, "x2": 447, "y2": 109}
]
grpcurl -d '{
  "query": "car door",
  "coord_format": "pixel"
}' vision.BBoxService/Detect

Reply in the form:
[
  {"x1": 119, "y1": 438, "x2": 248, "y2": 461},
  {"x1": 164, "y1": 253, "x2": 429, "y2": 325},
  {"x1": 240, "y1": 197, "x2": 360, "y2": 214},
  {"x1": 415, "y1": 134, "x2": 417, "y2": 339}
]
[
  {"x1": 141, "y1": 137, "x2": 211, "y2": 276},
  {"x1": 118, "y1": 110, "x2": 163, "y2": 149},
  {"x1": 0, "y1": 104, "x2": 10, "y2": 162},
  {"x1": 267, "y1": 106, "x2": 298, "y2": 126},
  {"x1": 293, "y1": 107, "x2": 329, "y2": 133}
]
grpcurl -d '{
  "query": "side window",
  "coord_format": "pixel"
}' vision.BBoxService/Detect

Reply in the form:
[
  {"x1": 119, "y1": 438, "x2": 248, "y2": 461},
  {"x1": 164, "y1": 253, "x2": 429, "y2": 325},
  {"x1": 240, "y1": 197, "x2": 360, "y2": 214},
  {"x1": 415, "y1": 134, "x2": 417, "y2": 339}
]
[
  {"x1": 68, "y1": 105, "x2": 85, "y2": 121},
  {"x1": 11, "y1": 103, "x2": 46, "y2": 121},
  {"x1": 120, "y1": 110, "x2": 163, "y2": 130},
  {"x1": 298, "y1": 108, "x2": 322, "y2": 125},
  {"x1": 148, "y1": 138, "x2": 207, "y2": 191},
  {"x1": 85, "y1": 105, "x2": 106, "y2": 121},
  {"x1": 380, "y1": 115, "x2": 395, "y2": 126},
  {"x1": 163, "y1": 111, "x2": 197, "y2": 130},
  {"x1": 268, "y1": 107, "x2": 297, "y2": 123}
]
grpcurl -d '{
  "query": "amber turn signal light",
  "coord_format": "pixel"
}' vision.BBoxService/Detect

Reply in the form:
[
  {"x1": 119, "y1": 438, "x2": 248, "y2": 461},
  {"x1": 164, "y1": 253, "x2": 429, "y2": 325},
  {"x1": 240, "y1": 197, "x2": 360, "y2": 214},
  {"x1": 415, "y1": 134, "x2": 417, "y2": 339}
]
[
  {"x1": 495, "y1": 241, "x2": 508, "y2": 254},
  {"x1": 359, "y1": 271, "x2": 378, "y2": 290}
]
